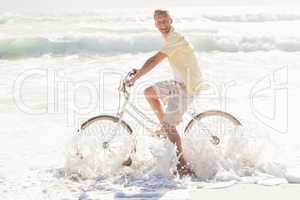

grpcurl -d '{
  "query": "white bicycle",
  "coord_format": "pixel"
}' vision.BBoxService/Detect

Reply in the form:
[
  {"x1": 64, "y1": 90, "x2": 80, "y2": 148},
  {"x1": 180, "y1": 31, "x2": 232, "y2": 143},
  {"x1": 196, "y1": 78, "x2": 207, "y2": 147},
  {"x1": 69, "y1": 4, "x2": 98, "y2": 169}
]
[{"x1": 76, "y1": 69, "x2": 242, "y2": 167}]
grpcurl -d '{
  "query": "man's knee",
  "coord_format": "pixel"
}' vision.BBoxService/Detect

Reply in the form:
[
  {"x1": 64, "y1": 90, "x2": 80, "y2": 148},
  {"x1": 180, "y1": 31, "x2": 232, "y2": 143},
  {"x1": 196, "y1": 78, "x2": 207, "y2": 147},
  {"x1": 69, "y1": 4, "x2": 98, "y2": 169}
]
[{"x1": 144, "y1": 86, "x2": 156, "y2": 99}]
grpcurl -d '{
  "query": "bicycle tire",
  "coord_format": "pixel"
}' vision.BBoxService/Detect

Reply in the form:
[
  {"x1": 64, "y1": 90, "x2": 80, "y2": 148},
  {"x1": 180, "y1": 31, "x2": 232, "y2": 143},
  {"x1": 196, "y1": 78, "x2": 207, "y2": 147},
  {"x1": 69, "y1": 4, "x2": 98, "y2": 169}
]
[
  {"x1": 78, "y1": 115, "x2": 134, "y2": 167},
  {"x1": 184, "y1": 110, "x2": 242, "y2": 145}
]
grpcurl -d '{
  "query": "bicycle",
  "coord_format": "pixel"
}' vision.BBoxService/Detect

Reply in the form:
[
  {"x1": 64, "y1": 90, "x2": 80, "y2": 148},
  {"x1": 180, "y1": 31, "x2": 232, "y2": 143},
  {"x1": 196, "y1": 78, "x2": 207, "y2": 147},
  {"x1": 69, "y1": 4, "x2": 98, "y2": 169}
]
[{"x1": 75, "y1": 69, "x2": 242, "y2": 169}]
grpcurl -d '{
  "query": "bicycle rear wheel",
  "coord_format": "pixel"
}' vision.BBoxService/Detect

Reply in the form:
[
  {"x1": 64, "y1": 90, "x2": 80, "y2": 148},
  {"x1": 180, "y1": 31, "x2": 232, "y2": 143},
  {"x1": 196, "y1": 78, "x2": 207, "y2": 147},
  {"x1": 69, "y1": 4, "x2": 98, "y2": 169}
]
[
  {"x1": 75, "y1": 115, "x2": 134, "y2": 171},
  {"x1": 184, "y1": 110, "x2": 242, "y2": 145}
]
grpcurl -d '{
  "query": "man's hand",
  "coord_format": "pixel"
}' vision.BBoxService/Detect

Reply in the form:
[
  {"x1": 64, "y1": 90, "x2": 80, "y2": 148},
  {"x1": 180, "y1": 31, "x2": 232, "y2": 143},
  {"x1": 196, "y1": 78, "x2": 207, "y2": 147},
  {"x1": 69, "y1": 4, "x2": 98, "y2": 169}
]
[
  {"x1": 125, "y1": 69, "x2": 138, "y2": 87},
  {"x1": 124, "y1": 77, "x2": 135, "y2": 87}
]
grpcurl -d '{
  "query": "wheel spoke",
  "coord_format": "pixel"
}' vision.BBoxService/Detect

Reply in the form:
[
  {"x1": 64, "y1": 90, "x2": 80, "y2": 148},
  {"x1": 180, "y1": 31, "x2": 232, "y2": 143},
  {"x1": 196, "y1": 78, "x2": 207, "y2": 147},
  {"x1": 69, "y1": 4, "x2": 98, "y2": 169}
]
[
  {"x1": 75, "y1": 116, "x2": 134, "y2": 169},
  {"x1": 185, "y1": 111, "x2": 242, "y2": 147}
]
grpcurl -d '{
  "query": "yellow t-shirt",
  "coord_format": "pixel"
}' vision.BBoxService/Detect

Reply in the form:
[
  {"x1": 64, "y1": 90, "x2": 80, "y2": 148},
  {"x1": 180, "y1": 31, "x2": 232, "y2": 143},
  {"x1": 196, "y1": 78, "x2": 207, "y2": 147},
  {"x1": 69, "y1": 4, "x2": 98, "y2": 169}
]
[{"x1": 160, "y1": 26, "x2": 205, "y2": 96}]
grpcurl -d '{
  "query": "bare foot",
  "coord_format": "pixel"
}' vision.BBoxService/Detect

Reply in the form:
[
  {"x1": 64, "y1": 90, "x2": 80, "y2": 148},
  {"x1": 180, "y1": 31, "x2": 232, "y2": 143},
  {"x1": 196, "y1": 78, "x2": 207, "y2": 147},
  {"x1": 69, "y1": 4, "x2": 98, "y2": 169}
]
[
  {"x1": 177, "y1": 163, "x2": 197, "y2": 178},
  {"x1": 122, "y1": 157, "x2": 132, "y2": 166}
]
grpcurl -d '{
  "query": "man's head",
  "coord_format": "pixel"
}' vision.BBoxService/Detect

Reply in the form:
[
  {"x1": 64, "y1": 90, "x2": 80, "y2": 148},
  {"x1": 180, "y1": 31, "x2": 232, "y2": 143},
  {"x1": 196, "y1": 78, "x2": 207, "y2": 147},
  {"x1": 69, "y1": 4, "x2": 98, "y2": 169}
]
[{"x1": 154, "y1": 9, "x2": 173, "y2": 35}]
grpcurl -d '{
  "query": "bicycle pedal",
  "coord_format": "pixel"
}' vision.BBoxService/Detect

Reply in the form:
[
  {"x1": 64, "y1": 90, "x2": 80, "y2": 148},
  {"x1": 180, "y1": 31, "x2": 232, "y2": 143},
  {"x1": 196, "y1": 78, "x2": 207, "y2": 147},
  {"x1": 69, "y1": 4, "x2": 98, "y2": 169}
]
[
  {"x1": 210, "y1": 136, "x2": 220, "y2": 145},
  {"x1": 122, "y1": 157, "x2": 132, "y2": 167}
]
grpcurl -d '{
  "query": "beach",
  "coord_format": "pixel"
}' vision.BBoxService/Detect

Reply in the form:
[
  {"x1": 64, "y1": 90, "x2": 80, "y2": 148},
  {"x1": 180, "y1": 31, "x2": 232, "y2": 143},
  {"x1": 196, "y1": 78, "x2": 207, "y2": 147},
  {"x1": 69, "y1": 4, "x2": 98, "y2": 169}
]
[{"x1": 1, "y1": 6, "x2": 300, "y2": 199}]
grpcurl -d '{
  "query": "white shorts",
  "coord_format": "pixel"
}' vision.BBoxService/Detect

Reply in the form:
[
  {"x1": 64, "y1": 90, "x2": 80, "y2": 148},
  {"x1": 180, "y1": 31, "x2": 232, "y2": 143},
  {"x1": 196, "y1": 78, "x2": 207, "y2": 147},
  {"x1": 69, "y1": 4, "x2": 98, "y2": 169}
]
[{"x1": 152, "y1": 80, "x2": 194, "y2": 126}]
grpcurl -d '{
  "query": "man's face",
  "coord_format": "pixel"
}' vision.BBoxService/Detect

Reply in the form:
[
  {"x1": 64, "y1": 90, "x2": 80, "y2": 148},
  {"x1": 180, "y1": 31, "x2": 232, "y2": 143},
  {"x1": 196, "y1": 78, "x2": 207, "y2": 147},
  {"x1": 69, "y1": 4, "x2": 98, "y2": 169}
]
[{"x1": 155, "y1": 15, "x2": 172, "y2": 34}]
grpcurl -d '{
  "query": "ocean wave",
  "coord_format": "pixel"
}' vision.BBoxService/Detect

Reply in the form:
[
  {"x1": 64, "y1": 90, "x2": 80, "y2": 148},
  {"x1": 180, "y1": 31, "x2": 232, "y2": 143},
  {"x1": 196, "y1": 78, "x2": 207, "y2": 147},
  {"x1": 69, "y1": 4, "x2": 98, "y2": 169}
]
[
  {"x1": 0, "y1": 35, "x2": 161, "y2": 59},
  {"x1": 1, "y1": 34, "x2": 300, "y2": 59},
  {"x1": 1, "y1": 10, "x2": 300, "y2": 25},
  {"x1": 0, "y1": 19, "x2": 7, "y2": 24},
  {"x1": 189, "y1": 34, "x2": 300, "y2": 52},
  {"x1": 203, "y1": 13, "x2": 300, "y2": 22}
]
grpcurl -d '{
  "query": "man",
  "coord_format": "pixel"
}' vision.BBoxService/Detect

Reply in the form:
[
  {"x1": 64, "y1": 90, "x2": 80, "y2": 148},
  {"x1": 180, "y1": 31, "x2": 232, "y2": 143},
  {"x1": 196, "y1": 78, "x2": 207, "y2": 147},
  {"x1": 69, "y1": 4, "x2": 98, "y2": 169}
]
[{"x1": 126, "y1": 9, "x2": 204, "y2": 177}]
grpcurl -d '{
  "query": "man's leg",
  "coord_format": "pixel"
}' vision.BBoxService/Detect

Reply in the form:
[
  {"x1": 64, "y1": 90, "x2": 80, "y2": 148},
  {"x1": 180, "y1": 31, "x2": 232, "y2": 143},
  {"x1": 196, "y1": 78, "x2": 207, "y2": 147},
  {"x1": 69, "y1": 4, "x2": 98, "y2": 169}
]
[
  {"x1": 144, "y1": 86, "x2": 186, "y2": 165},
  {"x1": 163, "y1": 123, "x2": 195, "y2": 177},
  {"x1": 145, "y1": 83, "x2": 194, "y2": 177},
  {"x1": 144, "y1": 86, "x2": 165, "y2": 124},
  {"x1": 162, "y1": 123, "x2": 187, "y2": 167},
  {"x1": 162, "y1": 83, "x2": 195, "y2": 177}
]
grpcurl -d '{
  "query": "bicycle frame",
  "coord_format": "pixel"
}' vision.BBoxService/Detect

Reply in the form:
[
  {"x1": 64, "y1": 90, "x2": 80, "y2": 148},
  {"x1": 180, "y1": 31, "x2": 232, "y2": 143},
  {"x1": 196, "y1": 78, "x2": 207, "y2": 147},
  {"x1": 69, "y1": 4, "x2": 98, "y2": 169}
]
[
  {"x1": 116, "y1": 75, "x2": 161, "y2": 135},
  {"x1": 76, "y1": 72, "x2": 242, "y2": 165},
  {"x1": 115, "y1": 71, "x2": 198, "y2": 135},
  {"x1": 80, "y1": 71, "x2": 240, "y2": 149}
]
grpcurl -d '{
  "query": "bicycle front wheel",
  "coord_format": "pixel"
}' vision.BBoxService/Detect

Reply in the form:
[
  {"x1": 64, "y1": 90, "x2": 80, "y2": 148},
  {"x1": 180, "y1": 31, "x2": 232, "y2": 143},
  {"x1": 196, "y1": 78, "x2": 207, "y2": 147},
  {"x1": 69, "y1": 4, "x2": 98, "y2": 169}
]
[
  {"x1": 76, "y1": 115, "x2": 134, "y2": 170},
  {"x1": 184, "y1": 110, "x2": 242, "y2": 145}
]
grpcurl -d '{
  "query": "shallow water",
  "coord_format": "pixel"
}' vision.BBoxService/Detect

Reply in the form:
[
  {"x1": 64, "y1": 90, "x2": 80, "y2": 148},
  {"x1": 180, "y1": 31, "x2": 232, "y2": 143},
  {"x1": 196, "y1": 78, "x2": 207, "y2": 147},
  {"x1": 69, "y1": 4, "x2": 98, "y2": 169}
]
[{"x1": 1, "y1": 6, "x2": 300, "y2": 199}]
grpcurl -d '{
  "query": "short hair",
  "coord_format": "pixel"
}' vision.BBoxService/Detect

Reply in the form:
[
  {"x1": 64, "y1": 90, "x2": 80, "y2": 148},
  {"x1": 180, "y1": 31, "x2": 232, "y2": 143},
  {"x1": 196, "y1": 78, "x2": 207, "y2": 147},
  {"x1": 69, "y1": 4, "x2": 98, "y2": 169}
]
[{"x1": 153, "y1": 9, "x2": 170, "y2": 19}]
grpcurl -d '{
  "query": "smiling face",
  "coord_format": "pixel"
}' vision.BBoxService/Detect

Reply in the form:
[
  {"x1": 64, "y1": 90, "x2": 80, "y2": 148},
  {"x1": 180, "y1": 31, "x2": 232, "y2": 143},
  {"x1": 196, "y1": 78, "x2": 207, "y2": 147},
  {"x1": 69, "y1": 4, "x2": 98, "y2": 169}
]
[{"x1": 154, "y1": 14, "x2": 173, "y2": 35}]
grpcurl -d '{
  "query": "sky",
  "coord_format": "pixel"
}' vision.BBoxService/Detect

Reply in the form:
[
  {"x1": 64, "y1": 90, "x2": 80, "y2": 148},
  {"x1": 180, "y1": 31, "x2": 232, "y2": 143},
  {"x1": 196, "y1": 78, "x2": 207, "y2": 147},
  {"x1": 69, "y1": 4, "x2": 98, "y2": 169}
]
[{"x1": 1, "y1": 0, "x2": 300, "y2": 11}]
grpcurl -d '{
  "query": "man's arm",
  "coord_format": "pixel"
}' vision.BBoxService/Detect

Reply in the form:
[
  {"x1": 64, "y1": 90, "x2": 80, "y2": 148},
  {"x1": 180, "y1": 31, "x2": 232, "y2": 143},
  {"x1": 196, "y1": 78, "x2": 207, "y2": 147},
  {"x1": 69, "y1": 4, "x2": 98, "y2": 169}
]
[{"x1": 132, "y1": 51, "x2": 167, "y2": 82}]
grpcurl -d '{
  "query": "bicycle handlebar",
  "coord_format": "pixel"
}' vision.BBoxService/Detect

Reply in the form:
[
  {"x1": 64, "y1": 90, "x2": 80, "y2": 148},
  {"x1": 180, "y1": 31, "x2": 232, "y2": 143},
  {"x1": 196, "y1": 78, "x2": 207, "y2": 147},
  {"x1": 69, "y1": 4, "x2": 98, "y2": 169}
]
[
  {"x1": 126, "y1": 69, "x2": 137, "y2": 87},
  {"x1": 118, "y1": 69, "x2": 137, "y2": 98}
]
